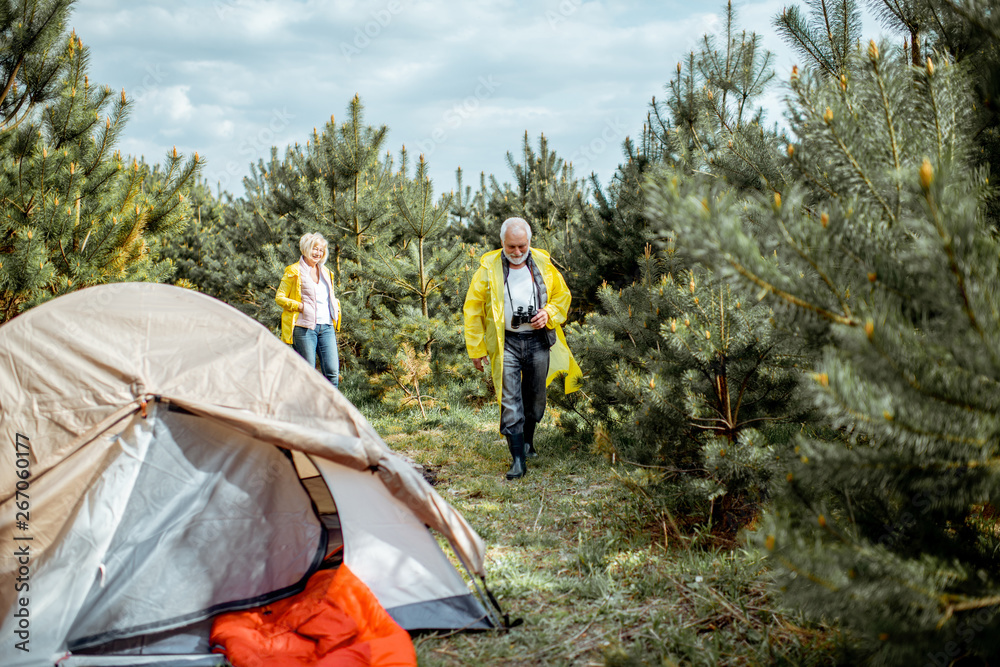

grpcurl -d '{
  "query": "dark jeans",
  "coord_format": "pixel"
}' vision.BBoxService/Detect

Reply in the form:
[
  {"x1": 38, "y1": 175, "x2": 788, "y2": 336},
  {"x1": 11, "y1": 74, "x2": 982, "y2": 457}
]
[
  {"x1": 292, "y1": 323, "x2": 339, "y2": 388},
  {"x1": 499, "y1": 330, "x2": 549, "y2": 436}
]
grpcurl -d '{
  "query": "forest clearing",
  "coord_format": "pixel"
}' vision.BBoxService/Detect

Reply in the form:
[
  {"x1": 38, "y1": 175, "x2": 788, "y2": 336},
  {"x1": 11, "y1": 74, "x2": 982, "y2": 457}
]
[
  {"x1": 368, "y1": 406, "x2": 840, "y2": 666},
  {"x1": 2, "y1": 0, "x2": 1000, "y2": 664}
]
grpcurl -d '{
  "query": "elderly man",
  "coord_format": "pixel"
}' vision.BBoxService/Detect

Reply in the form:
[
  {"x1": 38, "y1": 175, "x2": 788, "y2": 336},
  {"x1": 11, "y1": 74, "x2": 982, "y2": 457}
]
[{"x1": 463, "y1": 217, "x2": 582, "y2": 480}]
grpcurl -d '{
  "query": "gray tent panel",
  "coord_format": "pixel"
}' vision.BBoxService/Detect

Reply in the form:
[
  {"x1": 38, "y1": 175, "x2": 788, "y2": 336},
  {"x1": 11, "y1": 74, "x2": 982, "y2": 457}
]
[
  {"x1": 55, "y1": 405, "x2": 324, "y2": 652},
  {"x1": 388, "y1": 594, "x2": 493, "y2": 631},
  {"x1": 58, "y1": 657, "x2": 228, "y2": 667},
  {"x1": 313, "y1": 457, "x2": 495, "y2": 631}
]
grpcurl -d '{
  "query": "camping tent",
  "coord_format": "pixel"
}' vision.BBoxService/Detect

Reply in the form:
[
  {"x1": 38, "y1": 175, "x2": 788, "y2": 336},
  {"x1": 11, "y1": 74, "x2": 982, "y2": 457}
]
[{"x1": 0, "y1": 283, "x2": 497, "y2": 666}]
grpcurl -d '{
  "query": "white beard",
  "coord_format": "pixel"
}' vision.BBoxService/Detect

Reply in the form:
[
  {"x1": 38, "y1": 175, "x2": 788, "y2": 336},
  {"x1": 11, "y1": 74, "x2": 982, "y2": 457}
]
[{"x1": 504, "y1": 248, "x2": 529, "y2": 266}]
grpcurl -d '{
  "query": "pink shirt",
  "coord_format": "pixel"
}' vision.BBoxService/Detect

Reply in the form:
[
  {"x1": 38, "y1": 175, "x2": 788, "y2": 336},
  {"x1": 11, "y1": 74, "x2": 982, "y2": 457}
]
[{"x1": 296, "y1": 258, "x2": 334, "y2": 329}]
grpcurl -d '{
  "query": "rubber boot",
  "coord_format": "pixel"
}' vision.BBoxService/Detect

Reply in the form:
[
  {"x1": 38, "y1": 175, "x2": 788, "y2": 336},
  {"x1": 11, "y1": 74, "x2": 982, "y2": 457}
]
[
  {"x1": 505, "y1": 433, "x2": 527, "y2": 480},
  {"x1": 524, "y1": 419, "x2": 538, "y2": 458}
]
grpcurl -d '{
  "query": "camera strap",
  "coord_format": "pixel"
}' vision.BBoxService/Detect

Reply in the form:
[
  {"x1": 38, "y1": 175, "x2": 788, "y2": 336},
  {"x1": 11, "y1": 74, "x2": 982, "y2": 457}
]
[
  {"x1": 504, "y1": 268, "x2": 536, "y2": 313},
  {"x1": 504, "y1": 253, "x2": 538, "y2": 329}
]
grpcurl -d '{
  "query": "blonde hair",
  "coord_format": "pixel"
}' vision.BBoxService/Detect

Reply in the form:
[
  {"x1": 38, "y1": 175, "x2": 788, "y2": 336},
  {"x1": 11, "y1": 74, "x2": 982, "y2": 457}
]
[{"x1": 299, "y1": 232, "x2": 328, "y2": 264}]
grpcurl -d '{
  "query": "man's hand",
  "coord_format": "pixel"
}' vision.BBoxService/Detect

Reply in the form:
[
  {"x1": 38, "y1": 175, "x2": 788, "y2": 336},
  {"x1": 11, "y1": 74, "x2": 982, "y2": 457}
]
[
  {"x1": 530, "y1": 307, "x2": 550, "y2": 329},
  {"x1": 473, "y1": 356, "x2": 488, "y2": 371}
]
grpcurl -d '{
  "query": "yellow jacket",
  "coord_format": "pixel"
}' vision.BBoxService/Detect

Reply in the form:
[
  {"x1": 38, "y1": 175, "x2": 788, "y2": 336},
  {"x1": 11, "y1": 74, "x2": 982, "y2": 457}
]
[
  {"x1": 275, "y1": 262, "x2": 342, "y2": 344},
  {"x1": 463, "y1": 248, "x2": 582, "y2": 406}
]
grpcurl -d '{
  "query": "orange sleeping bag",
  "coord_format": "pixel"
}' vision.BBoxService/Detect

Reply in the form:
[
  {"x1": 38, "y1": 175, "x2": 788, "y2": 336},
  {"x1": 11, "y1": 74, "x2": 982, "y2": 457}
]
[{"x1": 210, "y1": 564, "x2": 416, "y2": 667}]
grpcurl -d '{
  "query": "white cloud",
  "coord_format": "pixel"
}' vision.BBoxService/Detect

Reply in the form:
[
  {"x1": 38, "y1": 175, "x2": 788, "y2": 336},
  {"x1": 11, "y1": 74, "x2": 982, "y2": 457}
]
[
  {"x1": 215, "y1": 119, "x2": 236, "y2": 139},
  {"x1": 138, "y1": 85, "x2": 195, "y2": 123},
  {"x1": 71, "y1": 0, "x2": 880, "y2": 196}
]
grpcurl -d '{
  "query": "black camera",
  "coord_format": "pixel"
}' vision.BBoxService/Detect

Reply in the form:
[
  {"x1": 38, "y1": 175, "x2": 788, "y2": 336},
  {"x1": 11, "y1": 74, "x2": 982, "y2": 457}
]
[{"x1": 511, "y1": 305, "x2": 536, "y2": 329}]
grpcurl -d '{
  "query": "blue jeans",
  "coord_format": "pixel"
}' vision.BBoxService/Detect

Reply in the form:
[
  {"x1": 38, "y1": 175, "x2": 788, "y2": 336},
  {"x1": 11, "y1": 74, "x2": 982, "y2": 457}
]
[
  {"x1": 292, "y1": 324, "x2": 339, "y2": 388},
  {"x1": 499, "y1": 331, "x2": 550, "y2": 436}
]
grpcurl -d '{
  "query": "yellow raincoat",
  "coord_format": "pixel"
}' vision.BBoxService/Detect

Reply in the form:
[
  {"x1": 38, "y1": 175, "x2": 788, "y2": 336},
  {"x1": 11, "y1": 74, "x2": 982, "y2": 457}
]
[
  {"x1": 463, "y1": 248, "x2": 582, "y2": 407},
  {"x1": 275, "y1": 262, "x2": 342, "y2": 344}
]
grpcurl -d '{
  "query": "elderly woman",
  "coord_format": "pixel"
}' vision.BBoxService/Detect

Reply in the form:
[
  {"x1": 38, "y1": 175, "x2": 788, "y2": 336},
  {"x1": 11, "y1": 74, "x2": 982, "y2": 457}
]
[{"x1": 275, "y1": 232, "x2": 342, "y2": 387}]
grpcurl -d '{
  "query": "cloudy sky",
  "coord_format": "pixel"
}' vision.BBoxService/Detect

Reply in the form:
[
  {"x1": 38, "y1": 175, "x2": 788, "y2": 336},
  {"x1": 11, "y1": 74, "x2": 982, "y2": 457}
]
[{"x1": 70, "y1": 0, "x2": 879, "y2": 198}]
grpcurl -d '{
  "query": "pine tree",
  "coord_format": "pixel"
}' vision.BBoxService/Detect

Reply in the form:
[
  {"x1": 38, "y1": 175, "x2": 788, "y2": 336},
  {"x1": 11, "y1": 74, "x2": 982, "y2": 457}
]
[
  {"x1": 215, "y1": 145, "x2": 313, "y2": 327},
  {"x1": 648, "y1": 28, "x2": 1000, "y2": 661},
  {"x1": 157, "y1": 176, "x2": 236, "y2": 299},
  {"x1": 648, "y1": 1, "x2": 784, "y2": 192},
  {"x1": 194, "y1": 96, "x2": 396, "y2": 340},
  {"x1": 480, "y1": 132, "x2": 588, "y2": 257},
  {"x1": 565, "y1": 139, "x2": 653, "y2": 311},
  {"x1": 448, "y1": 168, "x2": 492, "y2": 247},
  {"x1": 0, "y1": 23, "x2": 199, "y2": 322},
  {"x1": 571, "y1": 241, "x2": 806, "y2": 540},
  {"x1": 569, "y1": 0, "x2": 786, "y2": 313},
  {"x1": 447, "y1": 166, "x2": 474, "y2": 229},
  {"x1": 775, "y1": 0, "x2": 864, "y2": 78},
  {"x1": 377, "y1": 153, "x2": 461, "y2": 318},
  {"x1": 886, "y1": 0, "x2": 1000, "y2": 226},
  {"x1": 355, "y1": 154, "x2": 470, "y2": 413},
  {"x1": 306, "y1": 96, "x2": 393, "y2": 262},
  {"x1": 273, "y1": 95, "x2": 394, "y2": 280},
  {"x1": 0, "y1": 0, "x2": 75, "y2": 132},
  {"x1": 562, "y1": 2, "x2": 799, "y2": 541}
]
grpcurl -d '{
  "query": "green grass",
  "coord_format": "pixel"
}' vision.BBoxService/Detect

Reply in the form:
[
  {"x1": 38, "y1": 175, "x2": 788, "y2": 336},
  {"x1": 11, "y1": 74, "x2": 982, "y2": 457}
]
[{"x1": 365, "y1": 404, "x2": 844, "y2": 666}]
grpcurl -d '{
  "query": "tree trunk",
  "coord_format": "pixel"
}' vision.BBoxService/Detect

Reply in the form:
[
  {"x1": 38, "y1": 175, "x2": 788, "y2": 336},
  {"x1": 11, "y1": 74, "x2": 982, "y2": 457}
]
[{"x1": 418, "y1": 235, "x2": 428, "y2": 318}]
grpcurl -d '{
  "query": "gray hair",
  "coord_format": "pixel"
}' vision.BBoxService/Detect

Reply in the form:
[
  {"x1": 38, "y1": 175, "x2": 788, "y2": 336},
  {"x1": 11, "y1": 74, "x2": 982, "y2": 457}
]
[
  {"x1": 299, "y1": 232, "x2": 328, "y2": 264},
  {"x1": 499, "y1": 217, "x2": 531, "y2": 244}
]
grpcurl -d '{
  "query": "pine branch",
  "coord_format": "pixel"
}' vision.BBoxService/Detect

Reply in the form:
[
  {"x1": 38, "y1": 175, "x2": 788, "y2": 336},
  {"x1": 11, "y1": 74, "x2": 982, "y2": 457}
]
[
  {"x1": 923, "y1": 170, "x2": 1000, "y2": 373},
  {"x1": 868, "y1": 49, "x2": 902, "y2": 219},
  {"x1": 823, "y1": 116, "x2": 897, "y2": 225},
  {"x1": 773, "y1": 210, "x2": 852, "y2": 318},
  {"x1": 725, "y1": 255, "x2": 857, "y2": 326}
]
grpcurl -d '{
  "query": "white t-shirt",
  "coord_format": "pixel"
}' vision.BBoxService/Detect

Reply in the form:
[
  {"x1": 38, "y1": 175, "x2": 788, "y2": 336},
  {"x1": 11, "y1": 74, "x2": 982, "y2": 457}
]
[
  {"x1": 314, "y1": 273, "x2": 332, "y2": 325},
  {"x1": 504, "y1": 264, "x2": 536, "y2": 332}
]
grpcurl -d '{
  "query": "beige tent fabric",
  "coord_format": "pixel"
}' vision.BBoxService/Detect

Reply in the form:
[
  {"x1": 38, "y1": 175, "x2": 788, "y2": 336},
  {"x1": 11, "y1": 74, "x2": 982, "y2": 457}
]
[{"x1": 0, "y1": 283, "x2": 487, "y2": 616}]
